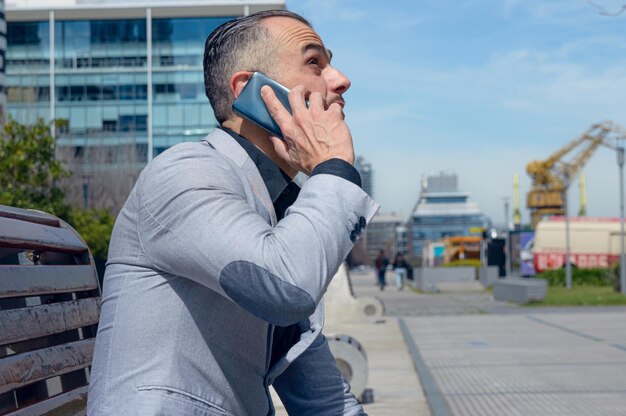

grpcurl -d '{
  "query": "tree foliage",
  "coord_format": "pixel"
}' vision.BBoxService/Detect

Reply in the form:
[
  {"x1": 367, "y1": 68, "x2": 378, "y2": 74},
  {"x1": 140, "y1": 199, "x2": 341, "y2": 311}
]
[
  {"x1": 0, "y1": 117, "x2": 70, "y2": 216},
  {"x1": 1, "y1": 117, "x2": 115, "y2": 261}
]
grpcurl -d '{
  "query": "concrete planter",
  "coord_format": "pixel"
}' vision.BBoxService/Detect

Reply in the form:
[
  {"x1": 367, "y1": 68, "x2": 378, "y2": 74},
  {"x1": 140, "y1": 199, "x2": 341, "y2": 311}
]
[
  {"x1": 413, "y1": 266, "x2": 475, "y2": 292},
  {"x1": 493, "y1": 277, "x2": 547, "y2": 304},
  {"x1": 479, "y1": 266, "x2": 499, "y2": 288}
]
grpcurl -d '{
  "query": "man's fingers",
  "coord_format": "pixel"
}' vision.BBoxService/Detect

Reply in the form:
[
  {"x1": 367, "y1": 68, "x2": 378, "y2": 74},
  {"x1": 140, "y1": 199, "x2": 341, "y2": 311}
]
[
  {"x1": 308, "y1": 92, "x2": 324, "y2": 114},
  {"x1": 261, "y1": 86, "x2": 292, "y2": 128},
  {"x1": 287, "y1": 85, "x2": 308, "y2": 115}
]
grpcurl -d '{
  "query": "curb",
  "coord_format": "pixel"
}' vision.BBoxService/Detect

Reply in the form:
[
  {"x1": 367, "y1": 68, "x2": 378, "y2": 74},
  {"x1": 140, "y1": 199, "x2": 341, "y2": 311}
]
[{"x1": 398, "y1": 318, "x2": 452, "y2": 416}]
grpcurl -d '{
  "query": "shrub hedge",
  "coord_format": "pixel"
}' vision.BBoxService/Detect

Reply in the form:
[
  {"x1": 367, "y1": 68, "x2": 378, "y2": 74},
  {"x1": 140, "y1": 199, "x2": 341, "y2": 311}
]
[{"x1": 536, "y1": 266, "x2": 620, "y2": 289}]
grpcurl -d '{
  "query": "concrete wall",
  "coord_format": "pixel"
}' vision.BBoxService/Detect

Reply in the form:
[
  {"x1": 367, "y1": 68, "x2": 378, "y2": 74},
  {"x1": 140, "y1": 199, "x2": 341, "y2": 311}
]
[{"x1": 413, "y1": 266, "x2": 475, "y2": 292}]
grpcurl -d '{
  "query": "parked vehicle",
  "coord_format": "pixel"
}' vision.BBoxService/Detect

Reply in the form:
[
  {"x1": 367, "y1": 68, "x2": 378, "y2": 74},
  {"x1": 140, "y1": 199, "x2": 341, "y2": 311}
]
[
  {"x1": 444, "y1": 236, "x2": 482, "y2": 263},
  {"x1": 533, "y1": 217, "x2": 623, "y2": 272}
]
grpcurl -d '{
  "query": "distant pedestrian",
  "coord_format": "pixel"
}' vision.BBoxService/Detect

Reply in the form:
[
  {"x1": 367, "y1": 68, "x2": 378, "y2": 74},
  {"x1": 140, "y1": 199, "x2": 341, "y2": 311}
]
[
  {"x1": 375, "y1": 250, "x2": 389, "y2": 290},
  {"x1": 393, "y1": 253, "x2": 411, "y2": 290}
]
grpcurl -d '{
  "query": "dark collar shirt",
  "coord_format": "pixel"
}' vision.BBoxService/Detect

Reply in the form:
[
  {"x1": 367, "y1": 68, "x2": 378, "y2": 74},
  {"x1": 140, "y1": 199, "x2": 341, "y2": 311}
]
[
  {"x1": 223, "y1": 128, "x2": 300, "y2": 219},
  {"x1": 221, "y1": 128, "x2": 362, "y2": 368}
]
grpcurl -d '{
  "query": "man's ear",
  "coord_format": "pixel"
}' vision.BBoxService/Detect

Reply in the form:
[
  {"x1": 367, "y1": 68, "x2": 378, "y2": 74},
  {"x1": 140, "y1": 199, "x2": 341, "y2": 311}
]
[{"x1": 229, "y1": 71, "x2": 253, "y2": 99}]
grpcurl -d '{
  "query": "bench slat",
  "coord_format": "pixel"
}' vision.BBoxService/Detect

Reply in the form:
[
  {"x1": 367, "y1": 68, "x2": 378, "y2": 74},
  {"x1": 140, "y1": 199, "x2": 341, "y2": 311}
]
[
  {"x1": 0, "y1": 205, "x2": 61, "y2": 228},
  {"x1": 0, "y1": 339, "x2": 94, "y2": 395},
  {"x1": 0, "y1": 265, "x2": 98, "y2": 299},
  {"x1": 0, "y1": 298, "x2": 100, "y2": 346},
  {"x1": 0, "y1": 217, "x2": 87, "y2": 254},
  {"x1": 6, "y1": 385, "x2": 88, "y2": 416}
]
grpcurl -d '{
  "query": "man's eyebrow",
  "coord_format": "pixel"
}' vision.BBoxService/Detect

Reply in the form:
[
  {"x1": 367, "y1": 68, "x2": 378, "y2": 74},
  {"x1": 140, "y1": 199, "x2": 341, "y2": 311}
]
[{"x1": 302, "y1": 43, "x2": 333, "y2": 61}]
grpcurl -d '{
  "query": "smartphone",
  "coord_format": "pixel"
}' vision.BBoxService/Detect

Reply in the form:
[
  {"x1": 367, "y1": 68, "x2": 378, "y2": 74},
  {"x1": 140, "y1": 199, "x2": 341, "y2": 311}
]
[{"x1": 232, "y1": 72, "x2": 291, "y2": 140}]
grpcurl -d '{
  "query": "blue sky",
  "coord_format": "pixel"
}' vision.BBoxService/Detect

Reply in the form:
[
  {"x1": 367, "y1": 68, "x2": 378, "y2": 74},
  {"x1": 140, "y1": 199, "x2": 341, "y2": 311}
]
[{"x1": 287, "y1": 0, "x2": 626, "y2": 225}]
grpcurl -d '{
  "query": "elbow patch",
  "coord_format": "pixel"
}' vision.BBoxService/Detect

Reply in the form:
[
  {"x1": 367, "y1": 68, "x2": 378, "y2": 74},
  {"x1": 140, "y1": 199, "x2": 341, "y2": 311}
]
[{"x1": 219, "y1": 261, "x2": 316, "y2": 326}]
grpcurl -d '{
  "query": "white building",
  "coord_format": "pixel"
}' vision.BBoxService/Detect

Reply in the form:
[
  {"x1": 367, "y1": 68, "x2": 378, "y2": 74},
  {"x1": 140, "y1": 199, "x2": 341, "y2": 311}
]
[{"x1": 409, "y1": 172, "x2": 491, "y2": 258}]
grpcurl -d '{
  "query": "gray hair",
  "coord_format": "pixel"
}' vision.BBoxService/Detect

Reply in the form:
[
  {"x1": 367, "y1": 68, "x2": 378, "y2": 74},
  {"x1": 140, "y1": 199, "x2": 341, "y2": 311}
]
[{"x1": 203, "y1": 10, "x2": 312, "y2": 124}]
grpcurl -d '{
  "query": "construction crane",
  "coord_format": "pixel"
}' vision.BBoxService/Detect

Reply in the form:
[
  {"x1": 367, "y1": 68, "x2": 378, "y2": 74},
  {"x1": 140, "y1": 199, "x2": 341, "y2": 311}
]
[{"x1": 527, "y1": 121, "x2": 626, "y2": 228}]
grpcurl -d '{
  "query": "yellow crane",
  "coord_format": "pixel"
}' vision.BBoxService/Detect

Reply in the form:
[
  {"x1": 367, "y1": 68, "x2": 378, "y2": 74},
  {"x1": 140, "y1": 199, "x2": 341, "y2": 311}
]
[
  {"x1": 527, "y1": 121, "x2": 626, "y2": 228},
  {"x1": 578, "y1": 173, "x2": 587, "y2": 217}
]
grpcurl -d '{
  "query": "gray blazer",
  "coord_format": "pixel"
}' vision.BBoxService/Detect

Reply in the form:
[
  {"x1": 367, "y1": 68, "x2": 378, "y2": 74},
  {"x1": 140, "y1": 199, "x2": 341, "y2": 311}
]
[{"x1": 87, "y1": 129, "x2": 379, "y2": 416}]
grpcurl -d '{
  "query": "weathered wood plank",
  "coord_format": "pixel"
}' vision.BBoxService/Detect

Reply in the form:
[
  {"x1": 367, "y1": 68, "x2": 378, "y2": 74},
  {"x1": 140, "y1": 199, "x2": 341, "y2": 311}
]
[
  {"x1": 0, "y1": 205, "x2": 60, "y2": 228},
  {"x1": 0, "y1": 265, "x2": 98, "y2": 299},
  {"x1": 6, "y1": 385, "x2": 88, "y2": 416},
  {"x1": 0, "y1": 298, "x2": 100, "y2": 346},
  {"x1": 0, "y1": 217, "x2": 87, "y2": 254},
  {"x1": 0, "y1": 339, "x2": 94, "y2": 395}
]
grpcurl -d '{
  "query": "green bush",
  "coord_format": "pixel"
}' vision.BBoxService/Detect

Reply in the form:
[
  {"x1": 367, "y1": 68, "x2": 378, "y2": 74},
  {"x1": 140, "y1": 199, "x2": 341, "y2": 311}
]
[
  {"x1": 66, "y1": 208, "x2": 115, "y2": 260},
  {"x1": 443, "y1": 259, "x2": 481, "y2": 268},
  {"x1": 536, "y1": 268, "x2": 614, "y2": 287},
  {"x1": 443, "y1": 259, "x2": 481, "y2": 279},
  {"x1": 603, "y1": 264, "x2": 621, "y2": 292}
]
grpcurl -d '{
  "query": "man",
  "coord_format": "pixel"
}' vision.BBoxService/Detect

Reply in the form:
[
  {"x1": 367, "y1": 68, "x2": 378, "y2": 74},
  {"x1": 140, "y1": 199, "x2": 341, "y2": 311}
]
[
  {"x1": 88, "y1": 9, "x2": 378, "y2": 416},
  {"x1": 375, "y1": 250, "x2": 389, "y2": 290}
]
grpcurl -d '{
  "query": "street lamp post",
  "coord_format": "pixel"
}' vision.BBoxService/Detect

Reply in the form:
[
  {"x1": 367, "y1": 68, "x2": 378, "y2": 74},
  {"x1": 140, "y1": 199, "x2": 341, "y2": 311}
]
[
  {"x1": 82, "y1": 174, "x2": 90, "y2": 210},
  {"x1": 504, "y1": 197, "x2": 511, "y2": 277},
  {"x1": 618, "y1": 146, "x2": 626, "y2": 295},
  {"x1": 564, "y1": 183, "x2": 572, "y2": 289}
]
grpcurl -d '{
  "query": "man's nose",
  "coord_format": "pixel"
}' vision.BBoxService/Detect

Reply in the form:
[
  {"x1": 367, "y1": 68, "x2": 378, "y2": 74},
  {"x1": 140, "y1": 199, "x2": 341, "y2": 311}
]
[{"x1": 325, "y1": 66, "x2": 351, "y2": 95}]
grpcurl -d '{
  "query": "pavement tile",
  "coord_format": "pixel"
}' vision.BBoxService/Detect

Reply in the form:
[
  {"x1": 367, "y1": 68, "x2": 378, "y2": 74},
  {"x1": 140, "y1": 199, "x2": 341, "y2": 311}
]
[{"x1": 404, "y1": 312, "x2": 626, "y2": 416}]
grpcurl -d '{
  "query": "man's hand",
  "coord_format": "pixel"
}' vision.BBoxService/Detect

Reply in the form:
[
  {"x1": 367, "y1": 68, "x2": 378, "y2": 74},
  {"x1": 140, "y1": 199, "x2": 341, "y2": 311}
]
[{"x1": 261, "y1": 85, "x2": 355, "y2": 175}]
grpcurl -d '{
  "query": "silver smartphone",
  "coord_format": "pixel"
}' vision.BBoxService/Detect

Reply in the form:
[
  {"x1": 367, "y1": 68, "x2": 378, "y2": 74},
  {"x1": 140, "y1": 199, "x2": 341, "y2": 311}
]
[{"x1": 232, "y1": 72, "x2": 291, "y2": 140}]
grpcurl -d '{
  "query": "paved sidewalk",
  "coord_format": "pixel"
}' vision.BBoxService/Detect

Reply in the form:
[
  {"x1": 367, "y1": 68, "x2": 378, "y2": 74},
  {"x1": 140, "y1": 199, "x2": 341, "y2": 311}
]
[
  {"x1": 272, "y1": 317, "x2": 431, "y2": 416},
  {"x1": 350, "y1": 269, "x2": 626, "y2": 415},
  {"x1": 402, "y1": 311, "x2": 626, "y2": 416}
]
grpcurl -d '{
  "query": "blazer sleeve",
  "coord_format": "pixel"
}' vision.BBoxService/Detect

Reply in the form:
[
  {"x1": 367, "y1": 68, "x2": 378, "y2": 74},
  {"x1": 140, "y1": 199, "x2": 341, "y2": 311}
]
[
  {"x1": 136, "y1": 144, "x2": 379, "y2": 326},
  {"x1": 272, "y1": 334, "x2": 367, "y2": 416}
]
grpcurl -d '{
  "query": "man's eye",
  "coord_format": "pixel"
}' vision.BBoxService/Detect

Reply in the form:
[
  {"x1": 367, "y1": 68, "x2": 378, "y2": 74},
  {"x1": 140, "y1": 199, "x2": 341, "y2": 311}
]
[{"x1": 308, "y1": 58, "x2": 319, "y2": 66}]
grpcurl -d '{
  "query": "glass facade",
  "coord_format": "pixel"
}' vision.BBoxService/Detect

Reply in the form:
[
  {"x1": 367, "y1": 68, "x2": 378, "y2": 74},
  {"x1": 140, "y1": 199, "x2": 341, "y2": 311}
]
[
  {"x1": 6, "y1": 21, "x2": 50, "y2": 125},
  {"x1": 151, "y1": 17, "x2": 231, "y2": 153},
  {"x1": 6, "y1": 15, "x2": 234, "y2": 163}
]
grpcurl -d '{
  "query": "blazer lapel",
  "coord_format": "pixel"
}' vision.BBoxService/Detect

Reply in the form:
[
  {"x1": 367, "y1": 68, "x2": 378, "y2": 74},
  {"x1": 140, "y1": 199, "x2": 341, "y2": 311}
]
[{"x1": 202, "y1": 129, "x2": 278, "y2": 226}]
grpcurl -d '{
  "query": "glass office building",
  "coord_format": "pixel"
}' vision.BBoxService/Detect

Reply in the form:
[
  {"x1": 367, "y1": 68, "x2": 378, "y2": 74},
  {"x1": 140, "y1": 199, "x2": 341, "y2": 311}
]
[
  {"x1": 5, "y1": 0, "x2": 284, "y2": 163},
  {"x1": 410, "y1": 173, "x2": 492, "y2": 257},
  {"x1": 354, "y1": 156, "x2": 373, "y2": 198}
]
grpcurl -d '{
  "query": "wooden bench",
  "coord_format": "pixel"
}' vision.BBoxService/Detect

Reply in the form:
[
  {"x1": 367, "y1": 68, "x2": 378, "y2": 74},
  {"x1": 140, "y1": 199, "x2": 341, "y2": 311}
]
[{"x1": 0, "y1": 204, "x2": 101, "y2": 416}]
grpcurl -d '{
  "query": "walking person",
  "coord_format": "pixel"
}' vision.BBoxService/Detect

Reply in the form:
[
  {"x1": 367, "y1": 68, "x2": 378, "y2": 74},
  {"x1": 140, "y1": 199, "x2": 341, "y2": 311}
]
[
  {"x1": 393, "y1": 253, "x2": 411, "y2": 290},
  {"x1": 375, "y1": 250, "x2": 389, "y2": 291}
]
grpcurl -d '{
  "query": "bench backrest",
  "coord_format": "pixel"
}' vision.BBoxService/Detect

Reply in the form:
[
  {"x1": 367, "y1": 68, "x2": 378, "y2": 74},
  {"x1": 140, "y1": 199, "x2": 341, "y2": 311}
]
[{"x1": 0, "y1": 204, "x2": 101, "y2": 416}]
